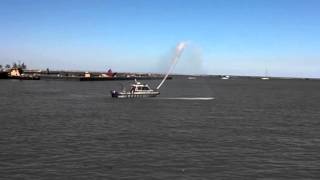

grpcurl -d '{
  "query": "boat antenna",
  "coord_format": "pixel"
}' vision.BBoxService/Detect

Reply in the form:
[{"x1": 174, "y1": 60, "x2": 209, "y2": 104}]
[{"x1": 156, "y1": 42, "x2": 187, "y2": 90}]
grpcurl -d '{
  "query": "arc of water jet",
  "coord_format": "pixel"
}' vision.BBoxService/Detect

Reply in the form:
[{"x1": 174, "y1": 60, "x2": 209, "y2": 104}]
[{"x1": 156, "y1": 42, "x2": 187, "y2": 90}]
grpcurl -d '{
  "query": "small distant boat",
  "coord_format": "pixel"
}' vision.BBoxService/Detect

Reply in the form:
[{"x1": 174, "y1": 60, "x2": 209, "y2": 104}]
[
  {"x1": 187, "y1": 76, "x2": 196, "y2": 80},
  {"x1": 111, "y1": 80, "x2": 160, "y2": 98},
  {"x1": 261, "y1": 68, "x2": 270, "y2": 80},
  {"x1": 221, "y1": 75, "x2": 230, "y2": 80}
]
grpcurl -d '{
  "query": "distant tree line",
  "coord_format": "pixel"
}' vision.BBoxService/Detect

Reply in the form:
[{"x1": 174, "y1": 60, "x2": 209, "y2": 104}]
[{"x1": 0, "y1": 62, "x2": 27, "y2": 70}]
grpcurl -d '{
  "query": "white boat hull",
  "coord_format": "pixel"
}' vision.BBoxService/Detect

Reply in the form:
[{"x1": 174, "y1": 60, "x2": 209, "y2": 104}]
[
  {"x1": 261, "y1": 77, "x2": 270, "y2": 80},
  {"x1": 111, "y1": 90, "x2": 160, "y2": 98}
]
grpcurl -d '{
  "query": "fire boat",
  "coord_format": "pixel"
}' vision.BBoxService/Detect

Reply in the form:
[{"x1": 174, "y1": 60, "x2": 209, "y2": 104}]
[
  {"x1": 110, "y1": 42, "x2": 187, "y2": 98},
  {"x1": 111, "y1": 80, "x2": 160, "y2": 98}
]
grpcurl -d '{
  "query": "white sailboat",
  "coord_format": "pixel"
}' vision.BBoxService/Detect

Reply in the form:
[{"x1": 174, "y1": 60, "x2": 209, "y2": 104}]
[
  {"x1": 221, "y1": 75, "x2": 230, "y2": 80},
  {"x1": 261, "y1": 68, "x2": 270, "y2": 80}
]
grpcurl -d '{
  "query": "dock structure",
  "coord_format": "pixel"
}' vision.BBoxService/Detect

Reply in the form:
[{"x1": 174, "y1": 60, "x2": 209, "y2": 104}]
[{"x1": 0, "y1": 68, "x2": 40, "y2": 80}]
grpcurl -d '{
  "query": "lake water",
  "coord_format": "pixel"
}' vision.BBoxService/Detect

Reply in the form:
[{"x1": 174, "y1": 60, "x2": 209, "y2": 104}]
[{"x1": 0, "y1": 77, "x2": 319, "y2": 179}]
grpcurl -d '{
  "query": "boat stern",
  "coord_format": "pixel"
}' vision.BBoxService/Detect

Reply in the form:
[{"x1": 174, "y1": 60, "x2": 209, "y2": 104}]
[{"x1": 110, "y1": 90, "x2": 119, "y2": 98}]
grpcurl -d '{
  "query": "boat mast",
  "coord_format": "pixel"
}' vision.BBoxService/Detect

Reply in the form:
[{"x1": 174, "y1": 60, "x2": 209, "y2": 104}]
[
  {"x1": 156, "y1": 42, "x2": 187, "y2": 90},
  {"x1": 265, "y1": 68, "x2": 269, "y2": 78}
]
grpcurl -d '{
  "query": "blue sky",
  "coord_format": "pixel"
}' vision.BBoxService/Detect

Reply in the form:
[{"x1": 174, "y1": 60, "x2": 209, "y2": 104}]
[{"x1": 0, "y1": 0, "x2": 319, "y2": 77}]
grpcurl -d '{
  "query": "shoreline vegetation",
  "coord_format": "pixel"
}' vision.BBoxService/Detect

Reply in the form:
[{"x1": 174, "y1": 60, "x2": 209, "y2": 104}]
[
  {"x1": 0, "y1": 62, "x2": 319, "y2": 81},
  {"x1": 0, "y1": 62, "x2": 173, "y2": 81}
]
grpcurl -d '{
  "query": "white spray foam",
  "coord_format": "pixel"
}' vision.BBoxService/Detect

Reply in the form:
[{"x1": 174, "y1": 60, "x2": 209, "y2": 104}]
[
  {"x1": 154, "y1": 97, "x2": 215, "y2": 100},
  {"x1": 156, "y1": 42, "x2": 187, "y2": 89}
]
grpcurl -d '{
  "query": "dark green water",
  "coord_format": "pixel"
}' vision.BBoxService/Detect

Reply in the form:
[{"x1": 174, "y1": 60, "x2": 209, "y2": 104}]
[{"x1": 0, "y1": 77, "x2": 319, "y2": 179}]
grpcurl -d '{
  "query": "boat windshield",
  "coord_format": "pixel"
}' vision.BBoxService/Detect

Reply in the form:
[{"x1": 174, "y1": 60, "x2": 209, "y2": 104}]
[{"x1": 136, "y1": 86, "x2": 150, "y2": 91}]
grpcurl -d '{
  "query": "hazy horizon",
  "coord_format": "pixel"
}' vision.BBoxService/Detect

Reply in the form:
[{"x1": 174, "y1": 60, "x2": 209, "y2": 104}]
[{"x1": 0, "y1": 0, "x2": 319, "y2": 78}]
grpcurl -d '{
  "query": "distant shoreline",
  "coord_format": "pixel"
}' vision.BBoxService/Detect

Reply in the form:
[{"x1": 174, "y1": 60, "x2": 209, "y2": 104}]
[{"x1": 1, "y1": 68, "x2": 319, "y2": 81}]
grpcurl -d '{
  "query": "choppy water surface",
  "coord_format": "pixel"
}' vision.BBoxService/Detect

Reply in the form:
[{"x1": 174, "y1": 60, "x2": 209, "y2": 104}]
[{"x1": 0, "y1": 77, "x2": 319, "y2": 179}]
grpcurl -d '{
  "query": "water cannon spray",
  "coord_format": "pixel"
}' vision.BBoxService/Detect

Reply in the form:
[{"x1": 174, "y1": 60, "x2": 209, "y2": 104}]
[{"x1": 156, "y1": 42, "x2": 187, "y2": 90}]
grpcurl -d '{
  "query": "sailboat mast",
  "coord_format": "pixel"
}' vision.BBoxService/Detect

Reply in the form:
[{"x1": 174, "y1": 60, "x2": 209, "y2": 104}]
[{"x1": 265, "y1": 68, "x2": 269, "y2": 78}]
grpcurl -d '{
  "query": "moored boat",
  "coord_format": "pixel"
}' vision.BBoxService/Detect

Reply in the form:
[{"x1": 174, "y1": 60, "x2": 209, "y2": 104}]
[
  {"x1": 0, "y1": 68, "x2": 40, "y2": 80},
  {"x1": 8, "y1": 68, "x2": 40, "y2": 80}
]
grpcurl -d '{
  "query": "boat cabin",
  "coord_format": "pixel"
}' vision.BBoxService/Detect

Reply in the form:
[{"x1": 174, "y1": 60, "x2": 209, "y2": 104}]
[
  {"x1": 130, "y1": 81, "x2": 153, "y2": 92},
  {"x1": 84, "y1": 72, "x2": 91, "y2": 78},
  {"x1": 10, "y1": 68, "x2": 23, "y2": 77}
]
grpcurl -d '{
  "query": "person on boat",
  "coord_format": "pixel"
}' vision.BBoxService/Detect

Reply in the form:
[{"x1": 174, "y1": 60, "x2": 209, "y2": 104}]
[{"x1": 130, "y1": 86, "x2": 135, "y2": 93}]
